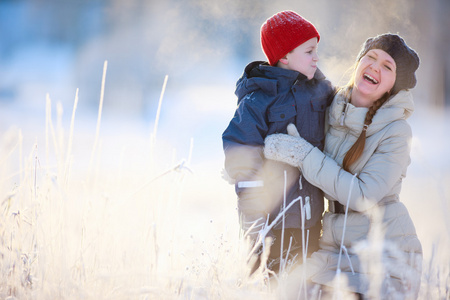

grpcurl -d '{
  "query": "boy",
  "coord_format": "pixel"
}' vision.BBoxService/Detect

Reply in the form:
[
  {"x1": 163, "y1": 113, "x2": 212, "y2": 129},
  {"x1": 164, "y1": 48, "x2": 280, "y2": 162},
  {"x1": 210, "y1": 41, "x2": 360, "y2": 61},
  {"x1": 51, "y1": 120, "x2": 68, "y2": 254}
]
[{"x1": 222, "y1": 11, "x2": 334, "y2": 274}]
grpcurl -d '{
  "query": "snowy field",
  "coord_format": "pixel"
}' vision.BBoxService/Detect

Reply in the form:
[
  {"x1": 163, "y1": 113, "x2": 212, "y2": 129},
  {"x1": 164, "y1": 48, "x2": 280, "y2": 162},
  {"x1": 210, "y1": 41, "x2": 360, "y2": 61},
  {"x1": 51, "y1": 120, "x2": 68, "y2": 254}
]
[
  {"x1": 0, "y1": 71, "x2": 448, "y2": 299},
  {"x1": 1, "y1": 1, "x2": 449, "y2": 299}
]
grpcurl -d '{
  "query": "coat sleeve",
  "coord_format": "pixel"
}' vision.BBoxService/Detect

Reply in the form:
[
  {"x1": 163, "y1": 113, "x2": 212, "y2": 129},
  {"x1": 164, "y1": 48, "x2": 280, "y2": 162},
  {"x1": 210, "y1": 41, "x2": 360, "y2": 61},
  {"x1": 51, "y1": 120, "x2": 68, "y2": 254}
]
[
  {"x1": 301, "y1": 121, "x2": 412, "y2": 212},
  {"x1": 222, "y1": 92, "x2": 270, "y2": 183},
  {"x1": 222, "y1": 93, "x2": 273, "y2": 224}
]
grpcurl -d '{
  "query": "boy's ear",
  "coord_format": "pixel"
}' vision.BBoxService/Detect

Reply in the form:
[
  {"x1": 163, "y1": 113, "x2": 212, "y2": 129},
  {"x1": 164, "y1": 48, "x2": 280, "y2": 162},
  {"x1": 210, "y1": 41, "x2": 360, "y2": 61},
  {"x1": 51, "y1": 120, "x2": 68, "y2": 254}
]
[{"x1": 278, "y1": 56, "x2": 289, "y2": 65}]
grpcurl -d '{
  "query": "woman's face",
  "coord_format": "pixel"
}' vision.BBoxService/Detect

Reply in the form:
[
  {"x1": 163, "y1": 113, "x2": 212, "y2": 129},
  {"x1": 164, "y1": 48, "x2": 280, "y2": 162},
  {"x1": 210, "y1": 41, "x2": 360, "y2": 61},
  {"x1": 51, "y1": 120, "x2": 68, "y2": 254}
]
[{"x1": 351, "y1": 49, "x2": 397, "y2": 108}]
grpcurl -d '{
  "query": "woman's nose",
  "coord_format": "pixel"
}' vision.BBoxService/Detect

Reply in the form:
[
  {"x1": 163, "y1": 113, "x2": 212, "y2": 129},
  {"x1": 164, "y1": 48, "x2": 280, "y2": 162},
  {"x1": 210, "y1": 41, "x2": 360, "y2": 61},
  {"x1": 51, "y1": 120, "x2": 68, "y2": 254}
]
[{"x1": 370, "y1": 62, "x2": 380, "y2": 72}]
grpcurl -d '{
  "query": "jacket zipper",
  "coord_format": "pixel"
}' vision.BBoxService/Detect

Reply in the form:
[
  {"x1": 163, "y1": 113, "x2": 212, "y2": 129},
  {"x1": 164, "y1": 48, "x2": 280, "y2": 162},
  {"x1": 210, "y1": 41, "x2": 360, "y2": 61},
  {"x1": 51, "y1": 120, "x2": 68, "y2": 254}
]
[
  {"x1": 336, "y1": 103, "x2": 351, "y2": 157},
  {"x1": 339, "y1": 102, "x2": 347, "y2": 126},
  {"x1": 340, "y1": 111, "x2": 345, "y2": 126}
]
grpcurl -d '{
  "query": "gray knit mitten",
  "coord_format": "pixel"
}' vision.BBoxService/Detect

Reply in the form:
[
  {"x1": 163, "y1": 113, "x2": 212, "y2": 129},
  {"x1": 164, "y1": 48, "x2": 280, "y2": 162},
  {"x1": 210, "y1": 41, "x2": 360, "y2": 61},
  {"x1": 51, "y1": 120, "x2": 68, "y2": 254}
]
[{"x1": 264, "y1": 125, "x2": 313, "y2": 168}]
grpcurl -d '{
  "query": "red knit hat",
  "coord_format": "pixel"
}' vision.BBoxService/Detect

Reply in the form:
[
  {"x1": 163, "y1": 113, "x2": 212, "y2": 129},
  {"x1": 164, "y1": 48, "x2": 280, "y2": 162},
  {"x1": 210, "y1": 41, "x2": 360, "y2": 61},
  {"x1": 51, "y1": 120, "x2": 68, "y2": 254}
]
[{"x1": 261, "y1": 11, "x2": 320, "y2": 66}]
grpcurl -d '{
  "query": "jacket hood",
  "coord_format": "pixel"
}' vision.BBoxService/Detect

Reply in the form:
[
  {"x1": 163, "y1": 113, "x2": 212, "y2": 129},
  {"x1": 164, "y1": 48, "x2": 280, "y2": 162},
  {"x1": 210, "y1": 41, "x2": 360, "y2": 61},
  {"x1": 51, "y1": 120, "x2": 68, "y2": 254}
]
[
  {"x1": 329, "y1": 89, "x2": 415, "y2": 137},
  {"x1": 234, "y1": 61, "x2": 326, "y2": 104}
]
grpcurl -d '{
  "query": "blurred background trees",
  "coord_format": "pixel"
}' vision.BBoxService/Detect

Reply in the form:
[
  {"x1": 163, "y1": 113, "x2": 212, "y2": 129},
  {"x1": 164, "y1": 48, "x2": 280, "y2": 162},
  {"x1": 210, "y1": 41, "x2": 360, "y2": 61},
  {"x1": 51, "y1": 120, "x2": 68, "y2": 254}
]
[{"x1": 0, "y1": 0, "x2": 449, "y2": 118}]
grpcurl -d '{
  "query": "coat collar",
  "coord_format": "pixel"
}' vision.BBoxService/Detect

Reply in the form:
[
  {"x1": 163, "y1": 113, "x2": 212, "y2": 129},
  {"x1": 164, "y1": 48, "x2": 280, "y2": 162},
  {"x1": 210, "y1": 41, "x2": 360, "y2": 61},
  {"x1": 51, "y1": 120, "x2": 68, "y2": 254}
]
[
  {"x1": 329, "y1": 88, "x2": 415, "y2": 137},
  {"x1": 235, "y1": 61, "x2": 327, "y2": 102}
]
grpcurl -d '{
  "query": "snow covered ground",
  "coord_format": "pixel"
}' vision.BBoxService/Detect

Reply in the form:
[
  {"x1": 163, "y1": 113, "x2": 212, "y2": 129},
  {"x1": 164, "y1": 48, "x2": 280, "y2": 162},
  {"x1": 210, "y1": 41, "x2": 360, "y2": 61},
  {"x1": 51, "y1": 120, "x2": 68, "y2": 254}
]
[
  {"x1": 0, "y1": 1, "x2": 449, "y2": 298},
  {"x1": 0, "y1": 75, "x2": 448, "y2": 298}
]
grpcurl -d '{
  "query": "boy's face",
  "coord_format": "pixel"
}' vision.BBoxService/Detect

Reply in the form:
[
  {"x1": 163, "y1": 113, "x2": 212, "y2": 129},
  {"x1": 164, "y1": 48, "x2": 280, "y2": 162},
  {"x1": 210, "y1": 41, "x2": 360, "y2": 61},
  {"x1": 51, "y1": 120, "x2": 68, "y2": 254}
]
[{"x1": 279, "y1": 37, "x2": 319, "y2": 79}]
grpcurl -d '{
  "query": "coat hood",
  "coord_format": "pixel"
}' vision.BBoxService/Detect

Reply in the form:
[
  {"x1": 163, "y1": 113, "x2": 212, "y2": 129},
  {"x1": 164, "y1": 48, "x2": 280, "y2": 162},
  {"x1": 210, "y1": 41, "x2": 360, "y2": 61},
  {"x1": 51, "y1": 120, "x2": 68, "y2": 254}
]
[
  {"x1": 234, "y1": 61, "x2": 327, "y2": 104},
  {"x1": 329, "y1": 89, "x2": 415, "y2": 137}
]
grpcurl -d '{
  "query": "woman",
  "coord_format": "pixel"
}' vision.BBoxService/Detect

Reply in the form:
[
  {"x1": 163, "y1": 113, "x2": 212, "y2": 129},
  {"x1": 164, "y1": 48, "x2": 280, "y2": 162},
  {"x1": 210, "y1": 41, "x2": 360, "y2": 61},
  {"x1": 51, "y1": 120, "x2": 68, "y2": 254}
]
[{"x1": 264, "y1": 33, "x2": 422, "y2": 299}]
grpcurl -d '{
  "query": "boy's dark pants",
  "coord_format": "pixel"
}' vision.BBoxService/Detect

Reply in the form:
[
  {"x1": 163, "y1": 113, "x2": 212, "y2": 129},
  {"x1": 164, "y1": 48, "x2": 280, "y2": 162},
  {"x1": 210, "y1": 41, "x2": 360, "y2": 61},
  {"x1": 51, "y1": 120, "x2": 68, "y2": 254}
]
[{"x1": 249, "y1": 221, "x2": 321, "y2": 275}]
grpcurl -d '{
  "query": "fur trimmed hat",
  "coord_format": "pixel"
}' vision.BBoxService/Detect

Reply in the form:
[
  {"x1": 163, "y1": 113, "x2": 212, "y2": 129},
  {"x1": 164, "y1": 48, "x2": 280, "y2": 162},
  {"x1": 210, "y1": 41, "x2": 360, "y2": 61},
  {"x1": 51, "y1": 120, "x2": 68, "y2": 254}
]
[
  {"x1": 356, "y1": 33, "x2": 420, "y2": 94},
  {"x1": 261, "y1": 11, "x2": 320, "y2": 66}
]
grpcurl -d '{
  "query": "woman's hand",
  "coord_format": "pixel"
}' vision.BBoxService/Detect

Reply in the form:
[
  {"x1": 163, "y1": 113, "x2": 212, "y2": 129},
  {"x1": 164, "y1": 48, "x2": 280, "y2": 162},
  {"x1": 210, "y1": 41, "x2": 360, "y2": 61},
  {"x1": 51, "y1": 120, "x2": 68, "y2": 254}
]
[{"x1": 264, "y1": 124, "x2": 314, "y2": 168}]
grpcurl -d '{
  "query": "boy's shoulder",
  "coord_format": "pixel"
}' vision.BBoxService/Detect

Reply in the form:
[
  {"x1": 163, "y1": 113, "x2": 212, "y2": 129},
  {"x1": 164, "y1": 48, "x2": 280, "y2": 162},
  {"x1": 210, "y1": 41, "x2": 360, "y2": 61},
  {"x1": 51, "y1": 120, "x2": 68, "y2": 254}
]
[
  {"x1": 312, "y1": 68, "x2": 333, "y2": 87},
  {"x1": 235, "y1": 61, "x2": 280, "y2": 102},
  {"x1": 237, "y1": 84, "x2": 279, "y2": 110},
  {"x1": 311, "y1": 68, "x2": 336, "y2": 97}
]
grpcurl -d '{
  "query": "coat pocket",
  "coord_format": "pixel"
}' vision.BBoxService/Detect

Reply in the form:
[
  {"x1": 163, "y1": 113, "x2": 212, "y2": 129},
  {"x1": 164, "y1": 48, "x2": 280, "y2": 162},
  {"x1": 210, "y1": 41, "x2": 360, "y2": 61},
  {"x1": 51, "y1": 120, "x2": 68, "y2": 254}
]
[
  {"x1": 321, "y1": 212, "x2": 370, "y2": 250},
  {"x1": 310, "y1": 97, "x2": 328, "y2": 112},
  {"x1": 267, "y1": 103, "x2": 296, "y2": 132},
  {"x1": 308, "y1": 96, "x2": 328, "y2": 146}
]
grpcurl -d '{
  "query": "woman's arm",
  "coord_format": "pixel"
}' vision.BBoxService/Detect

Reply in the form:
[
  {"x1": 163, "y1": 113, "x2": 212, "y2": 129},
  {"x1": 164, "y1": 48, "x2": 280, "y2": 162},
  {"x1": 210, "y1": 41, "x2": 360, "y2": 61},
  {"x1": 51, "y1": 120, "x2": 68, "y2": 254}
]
[{"x1": 302, "y1": 121, "x2": 412, "y2": 211}]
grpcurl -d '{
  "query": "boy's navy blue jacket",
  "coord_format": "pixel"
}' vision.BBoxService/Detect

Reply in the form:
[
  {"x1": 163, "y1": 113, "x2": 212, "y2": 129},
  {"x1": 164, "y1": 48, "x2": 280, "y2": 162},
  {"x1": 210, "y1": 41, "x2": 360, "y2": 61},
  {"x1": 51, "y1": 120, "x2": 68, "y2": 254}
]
[{"x1": 222, "y1": 61, "x2": 334, "y2": 231}]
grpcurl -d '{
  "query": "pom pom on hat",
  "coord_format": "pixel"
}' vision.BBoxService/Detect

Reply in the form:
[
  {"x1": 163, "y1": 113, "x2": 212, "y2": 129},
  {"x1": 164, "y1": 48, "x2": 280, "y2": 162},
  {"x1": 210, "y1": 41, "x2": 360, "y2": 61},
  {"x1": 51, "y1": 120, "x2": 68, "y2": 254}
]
[
  {"x1": 356, "y1": 33, "x2": 420, "y2": 94},
  {"x1": 261, "y1": 11, "x2": 320, "y2": 66}
]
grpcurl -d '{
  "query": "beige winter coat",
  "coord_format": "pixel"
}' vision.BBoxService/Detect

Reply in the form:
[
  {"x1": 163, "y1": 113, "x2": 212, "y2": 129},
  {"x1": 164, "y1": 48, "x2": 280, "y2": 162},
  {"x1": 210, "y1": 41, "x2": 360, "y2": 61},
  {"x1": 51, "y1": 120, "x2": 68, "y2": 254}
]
[{"x1": 299, "y1": 89, "x2": 422, "y2": 299}]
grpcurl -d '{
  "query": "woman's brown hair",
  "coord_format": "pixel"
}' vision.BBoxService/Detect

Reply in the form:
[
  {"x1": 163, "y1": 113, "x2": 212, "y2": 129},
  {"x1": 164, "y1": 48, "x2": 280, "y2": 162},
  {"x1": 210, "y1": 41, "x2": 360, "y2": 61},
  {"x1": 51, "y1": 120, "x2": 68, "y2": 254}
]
[
  {"x1": 341, "y1": 33, "x2": 419, "y2": 172},
  {"x1": 342, "y1": 92, "x2": 390, "y2": 172}
]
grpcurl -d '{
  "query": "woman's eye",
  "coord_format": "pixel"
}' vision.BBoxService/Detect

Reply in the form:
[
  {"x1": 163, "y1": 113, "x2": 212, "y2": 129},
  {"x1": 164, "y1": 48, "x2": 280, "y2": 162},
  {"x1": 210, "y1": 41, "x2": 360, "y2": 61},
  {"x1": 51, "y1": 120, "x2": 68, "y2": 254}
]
[{"x1": 384, "y1": 65, "x2": 392, "y2": 71}]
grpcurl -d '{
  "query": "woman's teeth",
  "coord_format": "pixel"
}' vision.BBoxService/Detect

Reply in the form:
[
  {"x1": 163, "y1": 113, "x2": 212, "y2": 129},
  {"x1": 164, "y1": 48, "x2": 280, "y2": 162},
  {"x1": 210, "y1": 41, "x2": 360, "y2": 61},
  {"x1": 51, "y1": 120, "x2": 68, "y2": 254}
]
[{"x1": 364, "y1": 74, "x2": 379, "y2": 84}]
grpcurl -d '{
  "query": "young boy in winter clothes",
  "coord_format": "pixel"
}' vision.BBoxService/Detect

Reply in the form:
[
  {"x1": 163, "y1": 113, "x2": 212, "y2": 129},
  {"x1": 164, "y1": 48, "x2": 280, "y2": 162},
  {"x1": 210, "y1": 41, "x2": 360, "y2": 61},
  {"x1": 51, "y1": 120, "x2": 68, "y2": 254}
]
[{"x1": 222, "y1": 10, "x2": 334, "y2": 274}]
